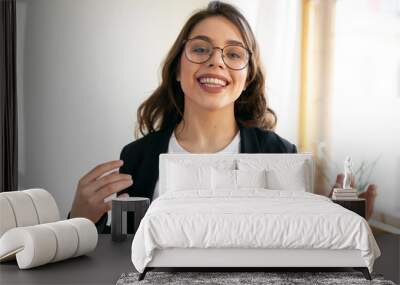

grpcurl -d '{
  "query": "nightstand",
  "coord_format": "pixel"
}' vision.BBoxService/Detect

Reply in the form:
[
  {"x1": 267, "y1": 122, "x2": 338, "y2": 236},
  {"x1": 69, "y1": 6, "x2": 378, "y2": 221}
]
[{"x1": 332, "y1": 198, "x2": 366, "y2": 219}]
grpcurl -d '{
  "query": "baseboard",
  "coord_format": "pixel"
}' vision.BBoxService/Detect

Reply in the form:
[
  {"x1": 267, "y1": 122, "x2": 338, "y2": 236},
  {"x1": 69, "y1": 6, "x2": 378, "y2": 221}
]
[{"x1": 369, "y1": 219, "x2": 400, "y2": 235}]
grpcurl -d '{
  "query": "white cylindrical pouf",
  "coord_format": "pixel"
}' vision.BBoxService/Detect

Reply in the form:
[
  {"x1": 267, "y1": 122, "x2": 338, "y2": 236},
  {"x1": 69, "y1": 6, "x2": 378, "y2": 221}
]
[
  {"x1": 42, "y1": 221, "x2": 79, "y2": 262},
  {"x1": 0, "y1": 192, "x2": 39, "y2": 227},
  {"x1": 66, "y1": 218, "x2": 98, "y2": 257},
  {"x1": 0, "y1": 219, "x2": 97, "y2": 269},
  {"x1": 0, "y1": 226, "x2": 57, "y2": 269},
  {"x1": 0, "y1": 196, "x2": 17, "y2": 237},
  {"x1": 24, "y1": 189, "x2": 60, "y2": 223}
]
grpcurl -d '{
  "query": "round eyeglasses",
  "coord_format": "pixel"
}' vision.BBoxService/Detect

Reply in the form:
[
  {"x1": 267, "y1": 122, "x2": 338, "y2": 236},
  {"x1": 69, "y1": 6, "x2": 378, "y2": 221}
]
[{"x1": 183, "y1": 38, "x2": 251, "y2": 70}]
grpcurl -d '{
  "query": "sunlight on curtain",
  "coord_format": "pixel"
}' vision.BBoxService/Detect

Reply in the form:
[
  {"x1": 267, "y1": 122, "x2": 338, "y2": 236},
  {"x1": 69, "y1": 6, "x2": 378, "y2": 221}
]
[{"x1": 299, "y1": 0, "x2": 336, "y2": 196}]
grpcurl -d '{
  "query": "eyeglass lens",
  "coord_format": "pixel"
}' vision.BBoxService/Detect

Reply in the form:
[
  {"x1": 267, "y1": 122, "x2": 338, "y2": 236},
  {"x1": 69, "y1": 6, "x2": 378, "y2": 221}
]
[{"x1": 185, "y1": 39, "x2": 250, "y2": 70}]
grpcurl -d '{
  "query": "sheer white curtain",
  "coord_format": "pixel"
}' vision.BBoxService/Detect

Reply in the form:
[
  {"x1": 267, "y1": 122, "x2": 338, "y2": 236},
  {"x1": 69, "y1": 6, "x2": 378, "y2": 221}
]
[{"x1": 227, "y1": 0, "x2": 302, "y2": 144}]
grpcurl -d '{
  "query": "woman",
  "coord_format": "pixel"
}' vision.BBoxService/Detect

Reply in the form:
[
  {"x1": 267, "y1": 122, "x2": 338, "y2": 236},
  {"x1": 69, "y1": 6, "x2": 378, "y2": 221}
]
[{"x1": 69, "y1": 1, "x2": 296, "y2": 233}]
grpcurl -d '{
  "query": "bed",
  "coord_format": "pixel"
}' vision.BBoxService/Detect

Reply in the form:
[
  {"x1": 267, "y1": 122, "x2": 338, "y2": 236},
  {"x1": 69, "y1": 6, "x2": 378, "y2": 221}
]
[{"x1": 130, "y1": 154, "x2": 381, "y2": 280}]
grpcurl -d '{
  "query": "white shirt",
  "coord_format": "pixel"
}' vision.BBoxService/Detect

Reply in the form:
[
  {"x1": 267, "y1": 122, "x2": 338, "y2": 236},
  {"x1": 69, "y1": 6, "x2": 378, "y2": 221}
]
[{"x1": 152, "y1": 131, "x2": 240, "y2": 200}]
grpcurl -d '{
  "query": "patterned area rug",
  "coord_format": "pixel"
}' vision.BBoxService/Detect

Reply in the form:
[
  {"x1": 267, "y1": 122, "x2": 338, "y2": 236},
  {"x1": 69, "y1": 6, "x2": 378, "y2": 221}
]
[{"x1": 116, "y1": 271, "x2": 396, "y2": 285}]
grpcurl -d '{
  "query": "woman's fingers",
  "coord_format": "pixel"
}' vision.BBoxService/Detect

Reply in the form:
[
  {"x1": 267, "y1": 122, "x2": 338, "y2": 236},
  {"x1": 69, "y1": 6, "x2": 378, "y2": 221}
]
[
  {"x1": 83, "y1": 171, "x2": 131, "y2": 195},
  {"x1": 79, "y1": 160, "x2": 124, "y2": 186},
  {"x1": 97, "y1": 192, "x2": 130, "y2": 216},
  {"x1": 93, "y1": 179, "x2": 133, "y2": 204},
  {"x1": 329, "y1": 172, "x2": 359, "y2": 198},
  {"x1": 99, "y1": 192, "x2": 131, "y2": 214},
  {"x1": 335, "y1": 173, "x2": 344, "y2": 187},
  {"x1": 350, "y1": 175, "x2": 357, "y2": 188},
  {"x1": 70, "y1": 160, "x2": 132, "y2": 223},
  {"x1": 101, "y1": 201, "x2": 112, "y2": 213},
  {"x1": 335, "y1": 173, "x2": 358, "y2": 188}
]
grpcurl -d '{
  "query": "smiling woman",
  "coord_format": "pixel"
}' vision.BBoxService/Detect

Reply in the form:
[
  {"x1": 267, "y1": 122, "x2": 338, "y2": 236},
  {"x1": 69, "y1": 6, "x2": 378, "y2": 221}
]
[
  {"x1": 136, "y1": 1, "x2": 277, "y2": 139},
  {"x1": 69, "y1": 1, "x2": 297, "y2": 234},
  {"x1": 179, "y1": 17, "x2": 249, "y2": 117}
]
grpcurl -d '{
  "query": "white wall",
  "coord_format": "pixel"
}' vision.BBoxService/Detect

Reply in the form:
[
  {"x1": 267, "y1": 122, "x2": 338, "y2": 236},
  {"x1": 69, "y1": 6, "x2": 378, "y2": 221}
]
[
  {"x1": 16, "y1": 0, "x2": 301, "y2": 217},
  {"x1": 16, "y1": 0, "x2": 210, "y2": 217}
]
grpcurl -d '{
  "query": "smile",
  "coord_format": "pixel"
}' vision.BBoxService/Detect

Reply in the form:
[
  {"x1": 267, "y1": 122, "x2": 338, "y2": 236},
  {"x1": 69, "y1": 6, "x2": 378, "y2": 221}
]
[
  {"x1": 196, "y1": 74, "x2": 230, "y2": 94},
  {"x1": 198, "y1": 77, "x2": 227, "y2": 87}
]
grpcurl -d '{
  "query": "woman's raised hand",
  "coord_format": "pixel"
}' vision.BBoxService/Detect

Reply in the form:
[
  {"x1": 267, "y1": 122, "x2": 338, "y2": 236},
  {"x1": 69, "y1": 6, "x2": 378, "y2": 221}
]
[{"x1": 70, "y1": 160, "x2": 133, "y2": 223}]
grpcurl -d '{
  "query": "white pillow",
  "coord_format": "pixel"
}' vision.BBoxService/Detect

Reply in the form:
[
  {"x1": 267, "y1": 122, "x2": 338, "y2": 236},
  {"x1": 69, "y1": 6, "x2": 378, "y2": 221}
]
[
  {"x1": 212, "y1": 168, "x2": 237, "y2": 190},
  {"x1": 167, "y1": 162, "x2": 212, "y2": 191},
  {"x1": 236, "y1": 169, "x2": 267, "y2": 188},
  {"x1": 266, "y1": 162, "x2": 307, "y2": 191},
  {"x1": 212, "y1": 169, "x2": 268, "y2": 190}
]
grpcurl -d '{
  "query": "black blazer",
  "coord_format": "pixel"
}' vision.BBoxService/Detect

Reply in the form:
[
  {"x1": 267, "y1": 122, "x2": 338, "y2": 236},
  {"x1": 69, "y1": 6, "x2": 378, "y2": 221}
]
[{"x1": 96, "y1": 123, "x2": 297, "y2": 233}]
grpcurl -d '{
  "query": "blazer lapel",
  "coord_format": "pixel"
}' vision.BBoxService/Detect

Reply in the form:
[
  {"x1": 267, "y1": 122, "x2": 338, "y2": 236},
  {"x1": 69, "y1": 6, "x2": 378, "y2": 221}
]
[
  {"x1": 239, "y1": 124, "x2": 261, "y2": 153},
  {"x1": 141, "y1": 125, "x2": 174, "y2": 200},
  {"x1": 151, "y1": 125, "x2": 174, "y2": 155}
]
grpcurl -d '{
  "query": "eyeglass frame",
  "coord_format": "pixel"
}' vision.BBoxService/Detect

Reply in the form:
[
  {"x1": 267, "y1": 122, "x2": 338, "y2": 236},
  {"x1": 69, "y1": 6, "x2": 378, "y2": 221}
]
[{"x1": 182, "y1": 38, "x2": 252, "y2": 70}]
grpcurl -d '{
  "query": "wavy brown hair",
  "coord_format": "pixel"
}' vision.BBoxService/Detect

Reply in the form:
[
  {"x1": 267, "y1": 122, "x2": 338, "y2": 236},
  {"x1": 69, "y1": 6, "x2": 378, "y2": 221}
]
[{"x1": 136, "y1": 1, "x2": 276, "y2": 138}]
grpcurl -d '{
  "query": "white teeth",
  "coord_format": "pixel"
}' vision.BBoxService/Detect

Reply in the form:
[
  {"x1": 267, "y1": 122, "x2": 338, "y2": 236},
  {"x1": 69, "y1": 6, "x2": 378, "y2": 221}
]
[
  {"x1": 198, "y1": 77, "x2": 227, "y2": 87},
  {"x1": 203, "y1": 84, "x2": 221, "y2": 88}
]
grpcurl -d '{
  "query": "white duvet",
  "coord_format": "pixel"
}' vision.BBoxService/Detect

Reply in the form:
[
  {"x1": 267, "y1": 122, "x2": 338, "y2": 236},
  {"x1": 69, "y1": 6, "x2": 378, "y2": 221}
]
[{"x1": 131, "y1": 189, "x2": 381, "y2": 273}]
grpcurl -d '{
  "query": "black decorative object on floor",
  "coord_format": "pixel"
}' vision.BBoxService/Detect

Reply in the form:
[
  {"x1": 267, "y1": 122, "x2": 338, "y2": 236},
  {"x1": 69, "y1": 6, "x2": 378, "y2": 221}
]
[
  {"x1": 116, "y1": 271, "x2": 396, "y2": 285},
  {"x1": 111, "y1": 197, "x2": 150, "y2": 242}
]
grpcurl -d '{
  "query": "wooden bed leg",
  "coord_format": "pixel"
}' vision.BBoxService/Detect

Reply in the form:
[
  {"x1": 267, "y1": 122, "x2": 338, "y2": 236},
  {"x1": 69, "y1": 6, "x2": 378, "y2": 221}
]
[
  {"x1": 354, "y1": 267, "x2": 372, "y2": 280},
  {"x1": 138, "y1": 268, "x2": 148, "y2": 281}
]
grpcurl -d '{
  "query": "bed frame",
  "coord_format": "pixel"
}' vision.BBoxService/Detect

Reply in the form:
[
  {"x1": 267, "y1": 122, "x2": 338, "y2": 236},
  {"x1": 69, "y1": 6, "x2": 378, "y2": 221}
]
[{"x1": 138, "y1": 248, "x2": 371, "y2": 280}]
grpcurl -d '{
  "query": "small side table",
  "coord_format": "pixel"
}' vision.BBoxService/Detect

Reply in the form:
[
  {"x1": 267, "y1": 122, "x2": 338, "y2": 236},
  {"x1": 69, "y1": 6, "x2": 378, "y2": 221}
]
[
  {"x1": 332, "y1": 198, "x2": 366, "y2": 219},
  {"x1": 111, "y1": 197, "x2": 150, "y2": 242}
]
